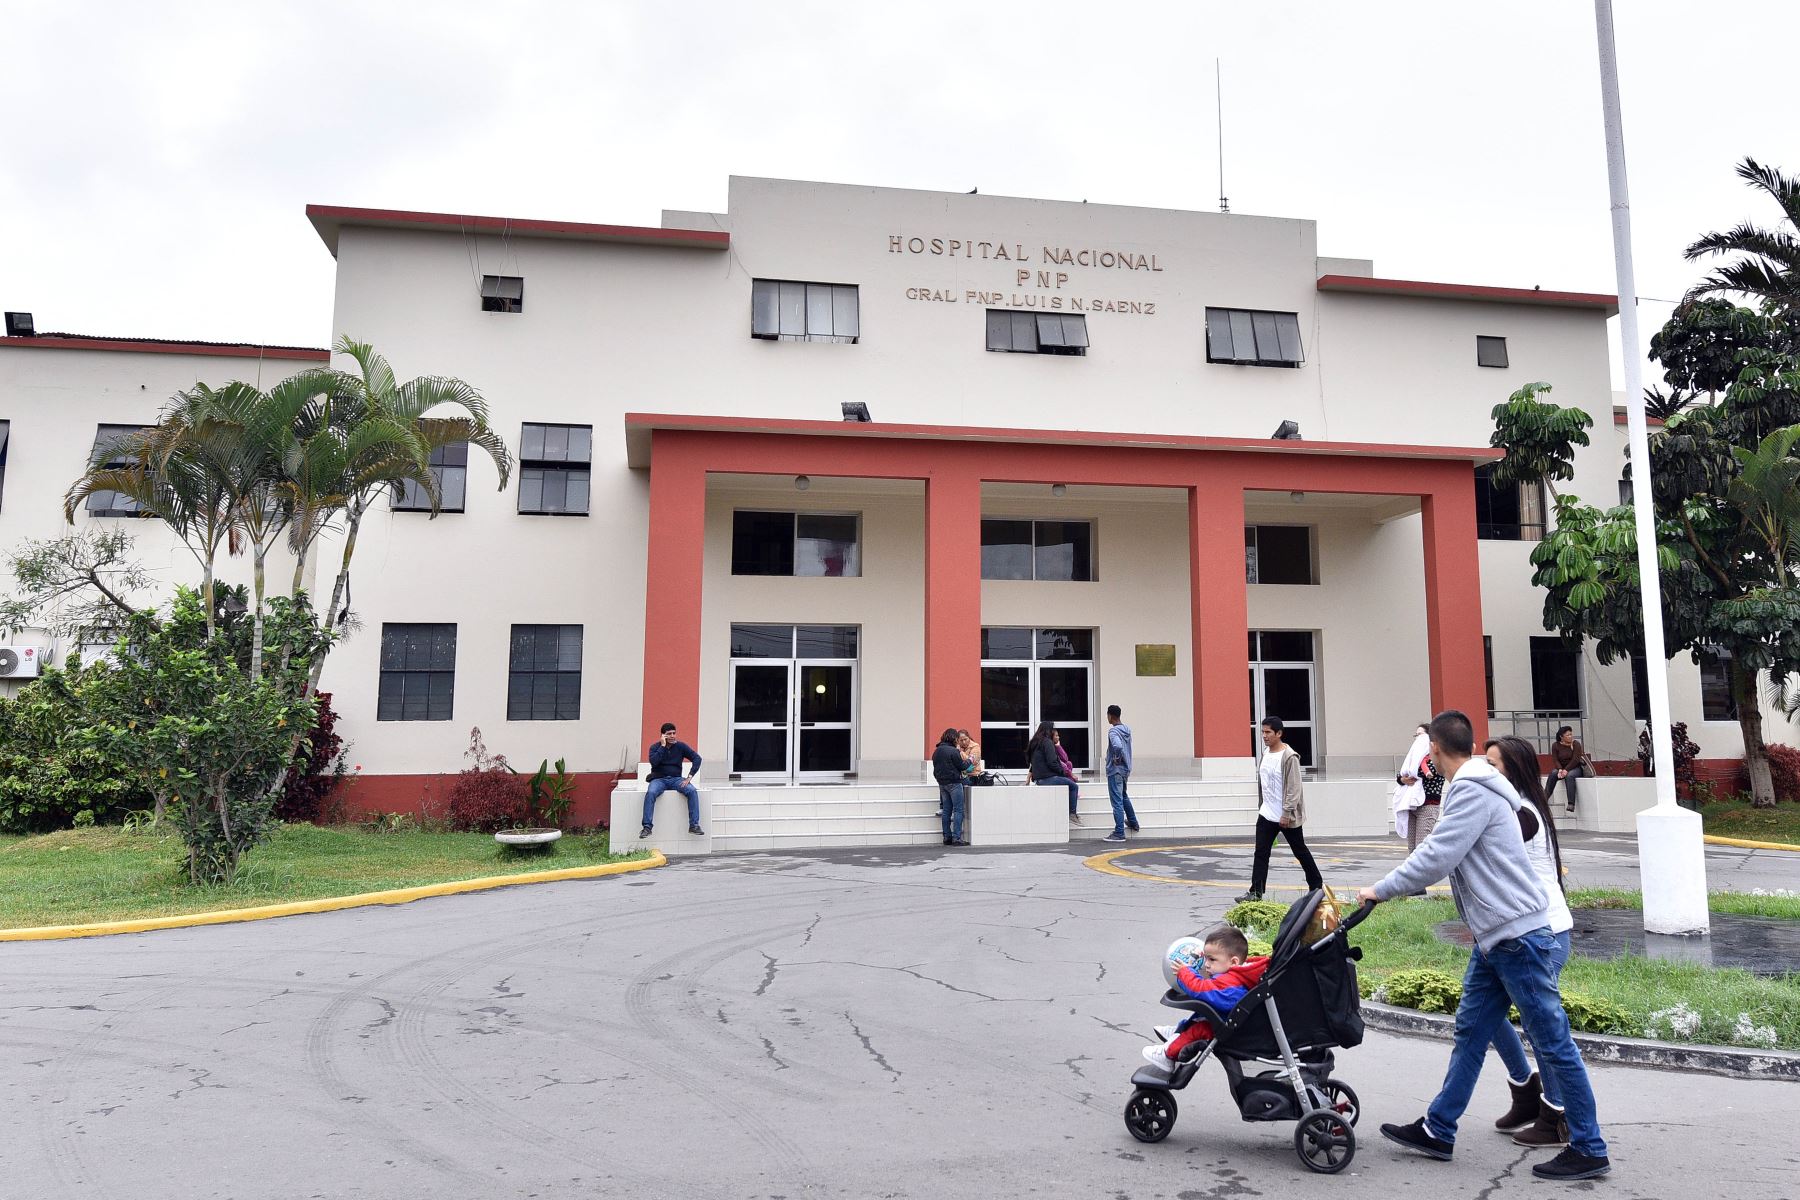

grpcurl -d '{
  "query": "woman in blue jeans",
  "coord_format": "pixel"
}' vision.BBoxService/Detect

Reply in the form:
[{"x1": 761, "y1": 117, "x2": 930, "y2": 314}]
[
  {"x1": 1026, "y1": 721, "x2": 1080, "y2": 821},
  {"x1": 1482, "y1": 736, "x2": 1574, "y2": 1148}
]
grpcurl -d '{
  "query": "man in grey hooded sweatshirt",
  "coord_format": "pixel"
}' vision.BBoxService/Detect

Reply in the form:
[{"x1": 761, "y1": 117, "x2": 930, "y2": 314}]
[{"x1": 1358, "y1": 710, "x2": 1610, "y2": 1183}]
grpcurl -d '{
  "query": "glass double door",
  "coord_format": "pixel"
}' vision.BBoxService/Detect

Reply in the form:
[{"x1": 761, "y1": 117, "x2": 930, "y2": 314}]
[
  {"x1": 979, "y1": 627, "x2": 1095, "y2": 774},
  {"x1": 1248, "y1": 630, "x2": 1317, "y2": 767},
  {"x1": 730, "y1": 659, "x2": 857, "y2": 780}
]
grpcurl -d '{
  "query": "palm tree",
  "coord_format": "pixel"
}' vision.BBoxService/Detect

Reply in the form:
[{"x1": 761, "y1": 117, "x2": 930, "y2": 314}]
[{"x1": 1683, "y1": 158, "x2": 1800, "y2": 316}]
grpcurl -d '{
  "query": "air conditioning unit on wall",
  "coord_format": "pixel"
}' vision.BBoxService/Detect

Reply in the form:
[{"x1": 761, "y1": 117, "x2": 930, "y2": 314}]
[{"x1": 0, "y1": 646, "x2": 42, "y2": 678}]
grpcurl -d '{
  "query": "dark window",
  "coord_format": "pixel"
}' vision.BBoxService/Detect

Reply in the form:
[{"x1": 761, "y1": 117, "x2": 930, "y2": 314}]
[
  {"x1": 1699, "y1": 647, "x2": 1738, "y2": 721},
  {"x1": 980, "y1": 627, "x2": 1034, "y2": 660},
  {"x1": 377, "y1": 623, "x2": 456, "y2": 721},
  {"x1": 1485, "y1": 635, "x2": 1495, "y2": 714},
  {"x1": 1474, "y1": 464, "x2": 1546, "y2": 540},
  {"x1": 1476, "y1": 335, "x2": 1509, "y2": 368},
  {"x1": 1618, "y1": 475, "x2": 1634, "y2": 507},
  {"x1": 393, "y1": 442, "x2": 469, "y2": 512},
  {"x1": 507, "y1": 625, "x2": 582, "y2": 721},
  {"x1": 795, "y1": 625, "x2": 859, "y2": 658},
  {"x1": 0, "y1": 419, "x2": 8, "y2": 512},
  {"x1": 1529, "y1": 636, "x2": 1582, "y2": 714},
  {"x1": 1629, "y1": 650, "x2": 1651, "y2": 722},
  {"x1": 985, "y1": 310, "x2": 1089, "y2": 356},
  {"x1": 1205, "y1": 307, "x2": 1304, "y2": 367},
  {"x1": 731, "y1": 511, "x2": 861, "y2": 576},
  {"x1": 518, "y1": 423, "x2": 591, "y2": 515},
  {"x1": 1252, "y1": 631, "x2": 1315, "y2": 662},
  {"x1": 1245, "y1": 525, "x2": 1315, "y2": 584},
  {"x1": 751, "y1": 280, "x2": 860, "y2": 343},
  {"x1": 481, "y1": 275, "x2": 524, "y2": 313},
  {"x1": 980, "y1": 518, "x2": 1093, "y2": 580},
  {"x1": 730, "y1": 624, "x2": 794, "y2": 658},
  {"x1": 85, "y1": 424, "x2": 151, "y2": 517},
  {"x1": 727, "y1": 624, "x2": 859, "y2": 659}
]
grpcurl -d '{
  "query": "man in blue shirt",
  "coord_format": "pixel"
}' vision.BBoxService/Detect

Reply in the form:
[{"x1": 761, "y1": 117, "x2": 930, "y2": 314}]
[{"x1": 640, "y1": 722, "x2": 704, "y2": 838}]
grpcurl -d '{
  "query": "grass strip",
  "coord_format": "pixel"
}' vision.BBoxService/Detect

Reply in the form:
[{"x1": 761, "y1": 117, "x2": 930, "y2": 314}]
[
  {"x1": 1701, "y1": 798, "x2": 1800, "y2": 847},
  {"x1": 1565, "y1": 887, "x2": 1800, "y2": 920},
  {"x1": 0, "y1": 824, "x2": 647, "y2": 929},
  {"x1": 1347, "y1": 897, "x2": 1800, "y2": 1050}
]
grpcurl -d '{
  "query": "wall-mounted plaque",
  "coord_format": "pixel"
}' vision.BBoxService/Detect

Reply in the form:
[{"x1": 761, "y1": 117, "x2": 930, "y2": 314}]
[{"x1": 1135, "y1": 644, "x2": 1177, "y2": 677}]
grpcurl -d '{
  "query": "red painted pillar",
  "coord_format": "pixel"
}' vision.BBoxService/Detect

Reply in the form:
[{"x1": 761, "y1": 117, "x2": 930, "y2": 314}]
[
  {"x1": 1421, "y1": 474, "x2": 1489, "y2": 743},
  {"x1": 1189, "y1": 470, "x2": 1252, "y2": 759},
  {"x1": 640, "y1": 433, "x2": 706, "y2": 755},
  {"x1": 924, "y1": 467, "x2": 983, "y2": 749}
]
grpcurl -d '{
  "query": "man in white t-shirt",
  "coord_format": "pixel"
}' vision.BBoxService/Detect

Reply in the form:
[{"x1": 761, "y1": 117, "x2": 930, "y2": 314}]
[{"x1": 1236, "y1": 715, "x2": 1324, "y2": 901}]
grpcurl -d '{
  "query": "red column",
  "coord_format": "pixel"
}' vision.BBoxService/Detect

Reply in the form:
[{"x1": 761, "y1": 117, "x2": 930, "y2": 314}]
[
  {"x1": 924, "y1": 467, "x2": 983, "y2": 747},
  {"x1": 1189, "y1": 470, "x2": 1252, "y2": 759},
  {"x1": 639, "y1": 433, "x2": 706, "y2": 754},
  {"x1": 1421, "y1": 475, "x2": 1489, "y2": 743}
]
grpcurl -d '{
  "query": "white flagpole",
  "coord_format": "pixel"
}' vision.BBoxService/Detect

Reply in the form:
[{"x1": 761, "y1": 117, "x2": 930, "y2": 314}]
[{"x1": 1594, "y1": 0, "x2": 1709, "y2": 934}]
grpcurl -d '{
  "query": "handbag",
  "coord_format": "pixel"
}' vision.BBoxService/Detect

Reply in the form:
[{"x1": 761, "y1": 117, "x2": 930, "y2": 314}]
[{"x1": 965, "y1": 772, "x2": 996, "y2": 787}]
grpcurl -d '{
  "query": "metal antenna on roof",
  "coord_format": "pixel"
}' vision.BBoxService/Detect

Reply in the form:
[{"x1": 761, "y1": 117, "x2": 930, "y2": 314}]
[{"x1": 1216, "y1": 58, "x2": 1229, "y2": 213}]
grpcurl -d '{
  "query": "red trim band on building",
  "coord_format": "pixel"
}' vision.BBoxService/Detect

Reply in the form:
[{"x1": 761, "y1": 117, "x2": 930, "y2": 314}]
[
  {"x1": 0, "y1": 336, "x2": 328, "y2": 362},
  {"x1": 1317, "y1": 274, "x2": 1618, "y2": 314},
  {"x1": 306, "y1": 204, "x2": 731, "y2": 256}
]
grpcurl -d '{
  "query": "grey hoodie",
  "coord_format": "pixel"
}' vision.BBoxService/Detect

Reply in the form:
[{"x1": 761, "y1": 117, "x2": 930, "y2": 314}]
[
  {"x1": 1373, "y1": 756, "x2": 1549, "y2": 953},
  {"x1": 1106, "y1": 723, "x2": 1133, "y2": 776}
]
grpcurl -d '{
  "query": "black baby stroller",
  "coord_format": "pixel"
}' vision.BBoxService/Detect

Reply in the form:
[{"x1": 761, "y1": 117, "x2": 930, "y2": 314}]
[{"x1": 1122, "y1": 890, "x2": 1374, "y2": 1174}]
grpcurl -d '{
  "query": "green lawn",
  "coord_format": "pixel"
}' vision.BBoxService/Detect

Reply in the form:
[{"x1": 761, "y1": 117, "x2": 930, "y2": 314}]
[
  {"x1": 1701, "y1": 798, "x2": 1800, "y2": 846},
  {"x1": 0, "y1": 824, "x2": 648, "y2": 930},
  {"x1": 1346, "y1": 897, "x2": 1800, "y2": 1050}
]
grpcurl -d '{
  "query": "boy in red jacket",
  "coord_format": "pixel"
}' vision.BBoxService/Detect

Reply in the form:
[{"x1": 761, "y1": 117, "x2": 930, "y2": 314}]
[{"x1": 1141, "y1": 925, "x2": 1268, "y2": 1080}]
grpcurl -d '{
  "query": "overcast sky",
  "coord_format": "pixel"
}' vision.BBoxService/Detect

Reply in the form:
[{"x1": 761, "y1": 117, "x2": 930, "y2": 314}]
[{"x1": 4, "y1": 1, "x2": 1794, "y2": 386}]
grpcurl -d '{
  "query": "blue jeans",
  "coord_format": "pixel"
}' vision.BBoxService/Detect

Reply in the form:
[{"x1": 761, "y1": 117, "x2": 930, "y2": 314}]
[
  {"x1": 1106, "y1": 772, "x2": 1138, "y2": 836},
  {"x1": 1427, "y1": 927, "x2": 1606, "y2": 1158},
  {"x1": 940, "y1": 782, "x2": 965, "y2": 841},
  {"x1": 642, "y1": 777, "x2": 700, "y2": 829},
  {"x1": 1037, "y1": 775, "x2": 1079, "y2": 814},
  {"x1": 1488, "y1": 929, "x2": 1572, "y2": 1107}
]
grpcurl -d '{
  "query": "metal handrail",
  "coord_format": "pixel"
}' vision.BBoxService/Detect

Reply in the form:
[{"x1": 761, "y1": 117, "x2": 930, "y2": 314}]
[{"x1": 1488, "y1": 710, "x2": 1585, "y2": 754}]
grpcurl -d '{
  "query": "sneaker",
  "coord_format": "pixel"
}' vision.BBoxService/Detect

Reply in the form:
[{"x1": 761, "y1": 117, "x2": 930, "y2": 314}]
[
  {"x1": 638, "y1": 825, "x2": 653, "y2": 839},
  {"x1": 952, "y1": 838, "x2": 970, "y2": 846},
  {"x1": 943, "y1": 837, "x2": 955, "y2": 846},
  {"x1": 1379, "y1": 1117, "x2": 1453, "y2": 1161},
  {"x1": 1513, "y1": 1099, "x2": 1569, "y2": 1148},
  {"x1": 1069, "y1": 813, "x2": 1082, "y2": 826},
  {"x1": 1127, "y1": 823, "x2": 1141, "y2": 833},
  {"x1": 1234, "y1": 890, "x2": 1264, "y2": 903},
  {"x1": 1102, "y1": 832, "x2": 1127, "y2": 843},
  {"x1": 1531, "y1": 1147, "x2": 1610, "y2": 1180},
  {"x1": 1153, "y1": 1024, "x2": 1178, "y2": 1043},
  {"x1": 1141, "y1": 1044, "x2": 1175, "y2": 1069},
  {"x1": 688, "y1": 824, "x2": 705, "y2": 836}
]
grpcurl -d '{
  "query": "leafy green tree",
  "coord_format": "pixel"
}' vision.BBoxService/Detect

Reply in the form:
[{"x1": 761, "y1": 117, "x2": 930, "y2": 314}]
[
  {"x1": 0, "y1": 660, "x2": 151, "y2": 832},
  {"x1": 0, "y1": 527, "x2": 148, "y2": 640},
  {"x1": 1684, "y1": 159, "x2": 1800, "y2": 317}
]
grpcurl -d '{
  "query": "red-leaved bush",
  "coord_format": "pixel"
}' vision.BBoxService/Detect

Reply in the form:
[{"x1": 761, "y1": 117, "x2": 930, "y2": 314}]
[
  {"x1": 1753, "y1": 743, "x2": 1800, "y2": 803},
  {"x1": 446, "y1": 727, "x2": 527, "y2": 832},
  {"x1": 275, "y1": 691, "x2": 347, "y2": 824}
]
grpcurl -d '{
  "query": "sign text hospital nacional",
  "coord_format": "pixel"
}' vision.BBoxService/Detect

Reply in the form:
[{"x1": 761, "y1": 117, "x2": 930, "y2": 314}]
[{"x1": 890, "y1": 233, "x2": 1165, "y2": 314}]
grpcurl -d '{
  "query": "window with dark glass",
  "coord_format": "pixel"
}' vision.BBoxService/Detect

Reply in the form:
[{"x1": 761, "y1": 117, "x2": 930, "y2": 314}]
[
  {"x1": 1629, "y1": 649, "x2": 1651, "y2": 722},
  {"x1": 84, "y1": 424, "x2": 151, "y2": 517},
  {"x1": 378, "y1": 623, "x2": 457, "y2": 721},
  {"x1": 1699, "y1": 647, "x2": 1738, "y2": 721},
  {"x1": 730, "y1": 511, "x2": 861, "y2": 577},
  {"x1": 980, "y1": 518, "x2": 1093, "y2": 580},
  {"x1": 1474, "y1": 464, "x2": 1546, "y2": 540},
  {"x1": 1205, "y1": 307, "x2": 1304, "y2": 367},
  {"x1": 518, "y1": 423, "x2": 591, "y2": 515},
  {"x1": 393, "y1": 442, "x2": 469, "y2": 512},
  {"x1": 1476, "y1": 335, "x2": 1509, "y2": 368},
  {"x1": 1245, "y1": 525, "x2": 1315, "y2": 584},
  {"x1": 1529, "y1": 636, "x2": 1582, "y2": 714},
  {"x1": 481, "y1": 275, "x2": 524, "y2": 313},
  {"x1": 1485, "y1": 635, "x2": 1496, "y2": 714},
  {"x1": 1618, "y1": 475, "x2": 1634, "y2": 507},
  {"x1": 751, "y1": 280, "x2": 860, "y2": 343},
  {"x1": 985, "y1": 310, "x2": 1089, "y2": 356},
  {"x1": 507, "y1": 625, "x2": 582, "y2": 721},
  {"x1": 0, "y1": 420, "x2": 9, "y2": 512}
]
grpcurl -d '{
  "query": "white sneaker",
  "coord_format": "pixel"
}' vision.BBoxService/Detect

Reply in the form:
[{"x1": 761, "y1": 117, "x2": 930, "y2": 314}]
[
  {"x1": 1153, "y1": 1025, "x2": 1178, "y2": 1043},
  {"x1": 1140, "y1": 1045, "x2": 1176, "y2": 1074}
]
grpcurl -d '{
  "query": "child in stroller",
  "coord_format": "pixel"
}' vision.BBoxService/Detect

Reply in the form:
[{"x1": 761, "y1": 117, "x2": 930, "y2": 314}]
[
  {"x1": 1123, "y1": 890, "x2": 1375, "y2": 1174},
  {"x1": 1139, "y1": 926, "x2": 1267, "y2": 1081}
]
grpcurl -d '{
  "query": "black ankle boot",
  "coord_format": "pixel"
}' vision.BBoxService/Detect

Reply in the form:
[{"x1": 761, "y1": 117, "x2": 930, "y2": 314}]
[{"x1": 1494, "y1": 1073, "x2": 1540, "y2": 1133}]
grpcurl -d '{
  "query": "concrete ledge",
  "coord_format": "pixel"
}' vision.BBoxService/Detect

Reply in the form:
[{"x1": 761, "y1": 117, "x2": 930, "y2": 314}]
[
  {"x1": 1704, "y1": 834, "x2": 1800, "y2": 853},
  {"x1": 0, "y1": 852, "x2": 667, "y2": 942},
  {"x1": 1361, "y1": 1000, "x2": 1800, "y2": 1081}
]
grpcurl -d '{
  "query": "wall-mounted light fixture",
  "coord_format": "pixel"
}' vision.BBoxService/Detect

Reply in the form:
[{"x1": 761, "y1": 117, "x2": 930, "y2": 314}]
[
  {"x1": 795, "y1": 475, "x2": 811, "y2": 492},
  {"x1": 1051, "y1": 483, "x2": 1067, "y2": 498}
]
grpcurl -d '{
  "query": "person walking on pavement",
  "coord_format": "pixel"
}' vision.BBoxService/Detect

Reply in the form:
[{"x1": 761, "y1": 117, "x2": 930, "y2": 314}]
[
  {"x1": 1237, "y1": 716, "x2": 1323, "y2": 901},
  {"x1": 1103, "y1": 704, "x2": 1140, "y2": 844},
  {"x1": 1360, "y1": 710, "x2": 1610, "y2": 1183},
  {"x1": 931, "y1": 727, "x2": 969, "y2": 846}
]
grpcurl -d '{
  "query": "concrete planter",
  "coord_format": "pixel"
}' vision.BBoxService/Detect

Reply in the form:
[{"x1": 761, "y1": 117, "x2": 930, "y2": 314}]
[{"x1": 495, "y1": 828, "x2": 563, "y2": 849}]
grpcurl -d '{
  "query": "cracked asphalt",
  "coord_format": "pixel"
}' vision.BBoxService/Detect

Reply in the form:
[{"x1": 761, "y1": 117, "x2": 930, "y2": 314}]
[{"x1": 2, "y1": 833, "x2": 1795, "y2": 1198}]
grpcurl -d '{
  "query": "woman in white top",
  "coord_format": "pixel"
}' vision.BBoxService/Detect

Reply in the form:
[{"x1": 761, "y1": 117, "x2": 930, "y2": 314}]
[{"x1": 1482, "y1": 734, "x2": 1575, "y2": 1149}]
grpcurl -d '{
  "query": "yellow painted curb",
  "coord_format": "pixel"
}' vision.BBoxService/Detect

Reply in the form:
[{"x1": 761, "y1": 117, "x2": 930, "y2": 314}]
[
  {"x1": 1704, "y1": 834, "x2": 1800, "y2": 853},
  {"x1": 1081, "y1": 842, "x2": 1450, "y2": 893},
  {"x1": 0, "y1": 851, "x2": 667, "y2": 943}
]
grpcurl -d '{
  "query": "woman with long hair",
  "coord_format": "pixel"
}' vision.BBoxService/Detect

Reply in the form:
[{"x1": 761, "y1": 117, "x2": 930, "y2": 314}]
[
  {"x1": 930, "y1": 727, "x2": 968, "y2": 846},
  {"x1": 1482, "y1": 734, "x2": 1573, "y2": 1150},
  {"x1": 1027, "y1": 720, "x2": 1082, "y2": 828}
]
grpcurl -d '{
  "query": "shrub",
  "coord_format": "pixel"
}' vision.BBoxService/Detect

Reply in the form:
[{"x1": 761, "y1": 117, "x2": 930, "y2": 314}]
[
  {"x1": 1247, "y1": 938, "x2": 1273, "y2": 958},
  {"x1": 0, "y1": 662, "x2": 150, "y2": 832},
  {"x1": 445, "y1": 727, "x2": 526, "y2": 832},
  {"x1": 1753, "y1": 743, "x2": 1800, "y2": 803},
  {"x1": 1639, "y1": 721, "x2": 1700, "y2": 796},
  {"x1": 1225, "y1": 899, "x2": 1288, "y2": 932},
  {"x1": 275, "y1": 690, "x2": 349, "y2": 824},
  {"x1": 527, "y1": 757, "x2": 577, "y2": 829},
  {"x1": 1382, "y1": 968, "x2": 1463, "y2": 1014},
  {"x1": 1559, "y1": 992, "x2": 1637, "y2": 1035}
]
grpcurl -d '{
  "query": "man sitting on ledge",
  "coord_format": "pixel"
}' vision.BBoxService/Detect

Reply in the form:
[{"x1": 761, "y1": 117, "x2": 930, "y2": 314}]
[{"x1": 640, "y1": 722, "x2": 704, "y2": 839}]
